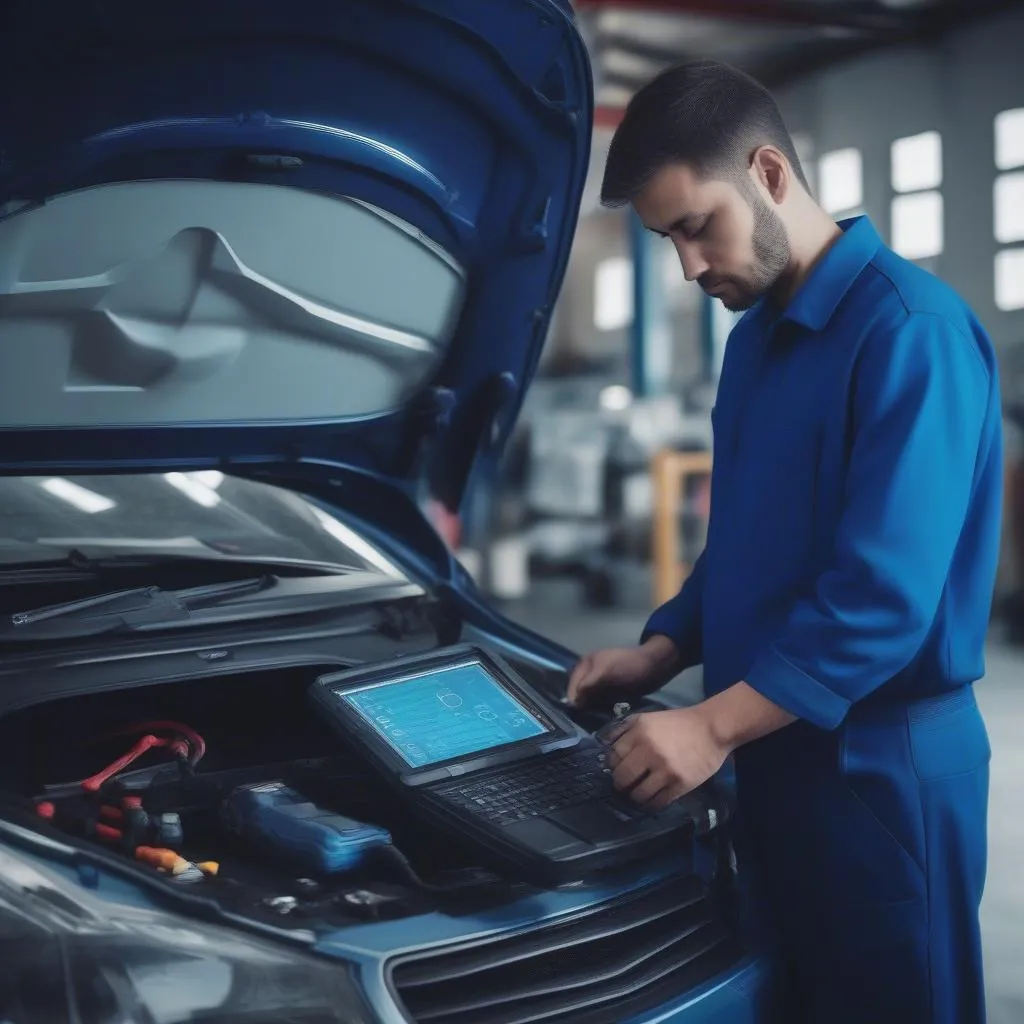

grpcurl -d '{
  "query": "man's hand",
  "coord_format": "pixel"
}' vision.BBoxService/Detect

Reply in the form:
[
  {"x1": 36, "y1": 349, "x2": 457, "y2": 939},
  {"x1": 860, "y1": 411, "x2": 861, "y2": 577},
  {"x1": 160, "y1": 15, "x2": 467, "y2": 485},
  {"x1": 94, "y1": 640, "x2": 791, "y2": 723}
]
[
  {"x1": 604, "y1": 707, "x2": 731, "y2": 810},
  {"x1": 566, "y1": 636, "x2": 681, "y2": 708},
  {"x1": 604, "y1": 683, "x2": 799, "y2": 810}
]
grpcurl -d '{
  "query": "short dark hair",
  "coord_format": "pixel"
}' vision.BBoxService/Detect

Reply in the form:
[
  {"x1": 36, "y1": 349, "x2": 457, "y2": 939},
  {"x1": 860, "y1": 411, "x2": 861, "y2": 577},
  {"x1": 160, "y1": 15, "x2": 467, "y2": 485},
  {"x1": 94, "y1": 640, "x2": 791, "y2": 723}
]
[{"x1": 600, "y1": 60, "x2": 809, "y2": 207}]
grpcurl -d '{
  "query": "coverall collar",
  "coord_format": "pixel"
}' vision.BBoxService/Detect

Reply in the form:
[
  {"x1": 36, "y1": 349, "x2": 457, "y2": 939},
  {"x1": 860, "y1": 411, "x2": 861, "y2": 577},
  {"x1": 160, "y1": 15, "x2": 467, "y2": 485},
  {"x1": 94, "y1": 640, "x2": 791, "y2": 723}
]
[{"x1": 754, "y1": 215, "x2": 884, "y2": 333}]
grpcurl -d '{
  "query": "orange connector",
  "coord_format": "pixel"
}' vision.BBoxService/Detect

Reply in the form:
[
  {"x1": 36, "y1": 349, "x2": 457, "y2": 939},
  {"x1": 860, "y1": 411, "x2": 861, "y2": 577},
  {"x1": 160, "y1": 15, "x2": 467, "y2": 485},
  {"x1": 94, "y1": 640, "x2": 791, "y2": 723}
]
[{"x1": 135, "y1": 846, "x2": 187, "y2": 873}]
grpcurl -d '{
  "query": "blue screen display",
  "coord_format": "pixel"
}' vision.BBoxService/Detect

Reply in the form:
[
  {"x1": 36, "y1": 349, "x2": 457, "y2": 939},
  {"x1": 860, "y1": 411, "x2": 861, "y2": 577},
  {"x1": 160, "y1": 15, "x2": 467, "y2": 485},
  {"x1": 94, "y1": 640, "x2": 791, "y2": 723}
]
[{"x1": 340, "y1": 661, "x2": 548, "y2": 768}]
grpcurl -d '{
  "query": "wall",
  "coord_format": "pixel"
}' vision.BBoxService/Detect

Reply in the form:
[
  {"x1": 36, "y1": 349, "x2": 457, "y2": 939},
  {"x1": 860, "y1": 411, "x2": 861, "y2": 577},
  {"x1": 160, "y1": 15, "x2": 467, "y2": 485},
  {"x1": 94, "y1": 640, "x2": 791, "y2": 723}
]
[
  {"x1": 548, "y1": 124, "x2": 705, "y2": 391},
  {"x1": 775, "y1": 5, "x2": 1024, "y2": 358},
  {"x1": 549, "y1": 6, "x2": 1024, "y2": 391}
]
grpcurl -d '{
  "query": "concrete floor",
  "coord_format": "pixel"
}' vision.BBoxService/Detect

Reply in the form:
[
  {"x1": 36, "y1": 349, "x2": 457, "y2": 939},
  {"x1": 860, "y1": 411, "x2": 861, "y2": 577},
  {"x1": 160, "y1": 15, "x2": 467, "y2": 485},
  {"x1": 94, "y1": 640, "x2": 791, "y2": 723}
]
[{"x1": 505, "y1": 587, "x2": 1024, "y2": 1023}]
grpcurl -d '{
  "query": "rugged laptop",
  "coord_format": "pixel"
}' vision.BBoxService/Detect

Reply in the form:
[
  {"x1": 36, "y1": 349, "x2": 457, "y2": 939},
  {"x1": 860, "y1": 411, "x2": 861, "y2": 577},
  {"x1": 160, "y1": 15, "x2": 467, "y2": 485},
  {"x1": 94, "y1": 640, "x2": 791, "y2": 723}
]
[{"x1": 308, "y1": 644, "x2": 703, "y2": 885}]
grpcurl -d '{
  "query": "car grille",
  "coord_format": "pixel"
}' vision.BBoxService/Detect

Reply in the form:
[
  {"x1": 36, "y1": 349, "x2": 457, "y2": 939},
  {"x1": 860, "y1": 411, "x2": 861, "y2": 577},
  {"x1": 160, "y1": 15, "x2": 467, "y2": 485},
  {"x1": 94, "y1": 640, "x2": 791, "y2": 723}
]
[{"x1": 387, "y1": 876, "x2": 741, "y2": 1024}]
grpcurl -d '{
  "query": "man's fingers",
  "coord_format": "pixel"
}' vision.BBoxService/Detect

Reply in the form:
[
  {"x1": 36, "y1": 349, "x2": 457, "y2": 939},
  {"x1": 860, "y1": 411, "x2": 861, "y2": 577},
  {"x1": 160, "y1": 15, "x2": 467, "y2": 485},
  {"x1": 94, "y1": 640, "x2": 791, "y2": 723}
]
[
  {"x1": 565, "y1": 657, "x2": 594, "y2": 704},
  {"x1": 627, "y1": 771, "x2": 670, "y2": 805},
  {"x1": 608, "y1": 717, "x2": 641, "y2": 758},
  {"x1": 610, "y1": 746, "x2": 651, "y2": 792},
  {"x1": 647, "y1": 779, "x2": 690, "y2": 811},
  {"x1": 599, "y1": 714, "x2": 636, "y2": 748}
]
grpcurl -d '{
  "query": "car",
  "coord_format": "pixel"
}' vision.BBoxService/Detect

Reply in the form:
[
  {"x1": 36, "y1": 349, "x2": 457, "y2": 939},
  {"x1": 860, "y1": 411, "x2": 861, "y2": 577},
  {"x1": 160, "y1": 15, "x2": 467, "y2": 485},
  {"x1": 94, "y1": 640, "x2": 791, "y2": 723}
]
[{"x1": 0, "y1": 2, "x2": 773, "y2": 1021}]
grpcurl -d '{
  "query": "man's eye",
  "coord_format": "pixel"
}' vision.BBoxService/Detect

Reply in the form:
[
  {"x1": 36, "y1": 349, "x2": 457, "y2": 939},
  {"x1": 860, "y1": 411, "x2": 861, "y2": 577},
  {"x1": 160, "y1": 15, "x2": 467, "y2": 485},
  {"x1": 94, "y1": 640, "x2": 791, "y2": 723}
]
[{"x1": 691, "y1": 220, "x2": 710, "y2": 240}]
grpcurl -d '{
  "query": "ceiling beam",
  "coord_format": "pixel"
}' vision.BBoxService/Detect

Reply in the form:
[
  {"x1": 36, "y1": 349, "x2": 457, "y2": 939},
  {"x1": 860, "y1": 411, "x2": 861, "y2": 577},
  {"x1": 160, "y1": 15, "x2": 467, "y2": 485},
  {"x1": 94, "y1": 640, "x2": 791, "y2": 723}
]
[
  {"x1": 575, "y1": 0, "x2": 916, "y2": 34},
  {"x1": 584, "y1": 0, "x2": 1024, "y2": 125}
]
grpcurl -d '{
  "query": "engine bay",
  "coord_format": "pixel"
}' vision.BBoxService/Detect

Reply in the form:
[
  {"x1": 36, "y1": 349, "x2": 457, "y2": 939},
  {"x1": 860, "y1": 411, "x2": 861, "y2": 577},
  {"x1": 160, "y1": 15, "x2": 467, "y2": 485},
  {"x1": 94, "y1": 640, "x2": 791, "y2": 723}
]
[
  {"x1": 0, "y1": 663, "x2": 547, "y2": 931},
  {"x1": 0, "y1": 611, "x2": 738, "y2": 956}
]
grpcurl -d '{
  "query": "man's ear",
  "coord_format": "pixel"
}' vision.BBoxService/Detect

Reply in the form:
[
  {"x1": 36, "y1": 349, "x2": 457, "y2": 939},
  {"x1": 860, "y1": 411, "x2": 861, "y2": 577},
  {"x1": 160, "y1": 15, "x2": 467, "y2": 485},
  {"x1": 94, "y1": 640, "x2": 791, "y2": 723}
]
[{"x1": 749, "y1": 146, "x2": 790, "y2": 205}]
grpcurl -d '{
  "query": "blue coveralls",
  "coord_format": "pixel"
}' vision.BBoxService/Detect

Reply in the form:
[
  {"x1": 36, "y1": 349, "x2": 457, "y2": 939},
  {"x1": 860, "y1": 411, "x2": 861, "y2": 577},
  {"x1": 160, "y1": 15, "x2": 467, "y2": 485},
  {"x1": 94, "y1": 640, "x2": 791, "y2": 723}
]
[{"x1": 644, "y1": 217, "x2": 1002, "y2": 1023}]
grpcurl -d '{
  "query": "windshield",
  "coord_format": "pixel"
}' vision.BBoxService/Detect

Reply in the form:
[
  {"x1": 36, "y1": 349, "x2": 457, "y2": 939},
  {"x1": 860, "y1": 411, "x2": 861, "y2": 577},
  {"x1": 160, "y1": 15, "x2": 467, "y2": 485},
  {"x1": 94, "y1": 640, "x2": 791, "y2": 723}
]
[{"x1": 0, "y1": 472, "x2": 401, "y2": 575}]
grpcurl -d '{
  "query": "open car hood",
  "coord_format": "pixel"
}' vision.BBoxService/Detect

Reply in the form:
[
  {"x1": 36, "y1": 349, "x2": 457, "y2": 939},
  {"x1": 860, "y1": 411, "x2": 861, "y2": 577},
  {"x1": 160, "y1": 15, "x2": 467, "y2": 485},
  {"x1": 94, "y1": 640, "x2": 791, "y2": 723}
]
[{"x1": 0, "y1": 0, "x2": 591, "y2": 510}]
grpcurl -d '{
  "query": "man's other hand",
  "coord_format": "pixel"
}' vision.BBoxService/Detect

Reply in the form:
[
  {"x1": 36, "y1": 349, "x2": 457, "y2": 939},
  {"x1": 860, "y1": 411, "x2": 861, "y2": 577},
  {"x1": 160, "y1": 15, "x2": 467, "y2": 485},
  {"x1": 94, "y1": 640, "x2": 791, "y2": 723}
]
[
  {"x1": 605, "y1": 707, "x2": 730, "y2": 810},
  {"x1": 565, "y1": 636, "x2": 680, "y2": 709}
]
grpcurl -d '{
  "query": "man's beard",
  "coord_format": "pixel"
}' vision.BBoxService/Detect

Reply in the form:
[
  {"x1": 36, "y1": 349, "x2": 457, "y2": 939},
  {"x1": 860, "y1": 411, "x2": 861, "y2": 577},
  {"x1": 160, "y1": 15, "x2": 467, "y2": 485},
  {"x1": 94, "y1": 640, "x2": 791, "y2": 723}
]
[{"x1": 716, "y1": 186, "x2": 791, "y2": 312}]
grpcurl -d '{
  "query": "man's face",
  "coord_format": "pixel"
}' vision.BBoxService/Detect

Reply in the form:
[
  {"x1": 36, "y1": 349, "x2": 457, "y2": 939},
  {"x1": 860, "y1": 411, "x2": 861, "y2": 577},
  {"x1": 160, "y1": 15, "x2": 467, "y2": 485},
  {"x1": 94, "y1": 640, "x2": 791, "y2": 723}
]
[{"x1": 632, "y1": 162, "x2": 791, "y2": 311}]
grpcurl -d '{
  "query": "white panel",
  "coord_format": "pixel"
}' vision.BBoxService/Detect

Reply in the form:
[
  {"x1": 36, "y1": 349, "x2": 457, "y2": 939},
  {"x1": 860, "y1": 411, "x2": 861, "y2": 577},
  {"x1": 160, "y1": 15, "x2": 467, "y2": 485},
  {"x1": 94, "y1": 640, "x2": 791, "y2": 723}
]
[
  {"x1": 891, "y1": 131, "x2": 943, "y2": 193},
  {"x1": 594, "y1": 256, "x2": 633, "y2": 331},
  {"x1": 891, "y1": 191, "x2": 944, "y2": 260},
  {"x1": 792, "y1": 132, "x2": 816, "y2": 196},
  {"x1": 995, "y1": 248, "x2": 1024, "y2": 312},
  {"x1": 995, "y1": 108, "x2": 1024, "y2": 172},
  {"x1": 0, "y1": 181, "x2": 464, "y2": 428},
  {"x1": 662, "y1": 245, "x2": 683, "y2": 294},
  {"x1": 994, "y1": 172, "x2": 1024, "y2": 244},
  {"x1": 818, "y1": 148, "x2": 863, "y2": 215}
]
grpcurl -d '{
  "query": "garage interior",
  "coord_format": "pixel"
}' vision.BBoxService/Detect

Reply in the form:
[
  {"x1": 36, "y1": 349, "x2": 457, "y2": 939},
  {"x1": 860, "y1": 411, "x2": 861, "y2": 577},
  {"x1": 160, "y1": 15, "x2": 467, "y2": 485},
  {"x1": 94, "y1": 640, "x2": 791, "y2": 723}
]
[{"x1": 441, "y1": 1, "x2": 1024, "y2": 1020}]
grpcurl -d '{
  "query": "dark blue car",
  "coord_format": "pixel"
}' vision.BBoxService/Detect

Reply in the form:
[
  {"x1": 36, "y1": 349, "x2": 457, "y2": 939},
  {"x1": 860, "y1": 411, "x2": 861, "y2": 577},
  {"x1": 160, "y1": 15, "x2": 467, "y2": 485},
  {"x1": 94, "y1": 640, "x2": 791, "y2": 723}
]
[{"x1": 0, "y1": 1, "x2": 772, "y2": 1020}]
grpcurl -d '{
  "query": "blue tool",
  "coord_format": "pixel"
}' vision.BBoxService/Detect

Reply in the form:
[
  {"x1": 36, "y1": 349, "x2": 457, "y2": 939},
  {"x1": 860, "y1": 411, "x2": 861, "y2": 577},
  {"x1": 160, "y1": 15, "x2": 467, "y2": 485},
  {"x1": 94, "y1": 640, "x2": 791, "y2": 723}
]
[{"x1": 221, "y1": 781, "x2": 392, "y2": 876}]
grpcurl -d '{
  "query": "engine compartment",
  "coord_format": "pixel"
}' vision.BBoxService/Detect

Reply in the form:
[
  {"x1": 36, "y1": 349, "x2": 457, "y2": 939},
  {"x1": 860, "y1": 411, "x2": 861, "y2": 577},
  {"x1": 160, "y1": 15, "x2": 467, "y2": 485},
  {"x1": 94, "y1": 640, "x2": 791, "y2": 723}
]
[{"x1": 0, "y1": 663, "x2": 547, "y2": 930}]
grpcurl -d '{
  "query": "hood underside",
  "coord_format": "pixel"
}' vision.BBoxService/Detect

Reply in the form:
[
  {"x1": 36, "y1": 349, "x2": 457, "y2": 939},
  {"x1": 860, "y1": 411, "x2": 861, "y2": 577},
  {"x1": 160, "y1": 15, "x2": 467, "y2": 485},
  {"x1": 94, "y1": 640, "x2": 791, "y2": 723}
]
[{"x1": 0, "y1": 0, "x2": 592, "y2": 508}]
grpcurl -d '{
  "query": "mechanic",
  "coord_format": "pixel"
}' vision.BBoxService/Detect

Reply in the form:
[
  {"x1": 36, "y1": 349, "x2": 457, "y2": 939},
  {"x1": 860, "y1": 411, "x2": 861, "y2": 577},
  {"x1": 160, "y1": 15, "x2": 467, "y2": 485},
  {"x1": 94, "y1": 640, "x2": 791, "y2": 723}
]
[{"x1": 567, "y1": 60, "x2": 1000, "y2": 1024}]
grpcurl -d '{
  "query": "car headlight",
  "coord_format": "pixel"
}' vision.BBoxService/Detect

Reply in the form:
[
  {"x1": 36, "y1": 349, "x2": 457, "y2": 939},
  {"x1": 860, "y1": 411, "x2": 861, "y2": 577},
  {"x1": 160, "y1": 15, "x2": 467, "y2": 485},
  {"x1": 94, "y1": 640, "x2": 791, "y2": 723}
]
[{"x1": 0, "y1": 843, "x2": 373, "y2": 1023}]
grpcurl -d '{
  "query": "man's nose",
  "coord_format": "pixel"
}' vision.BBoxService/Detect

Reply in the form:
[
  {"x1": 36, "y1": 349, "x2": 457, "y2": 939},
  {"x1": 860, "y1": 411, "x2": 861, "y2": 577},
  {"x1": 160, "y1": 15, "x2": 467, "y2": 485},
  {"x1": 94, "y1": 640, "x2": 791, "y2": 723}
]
[{"x1": 674, "y1": 241, "x2": 708, "y2": 283}]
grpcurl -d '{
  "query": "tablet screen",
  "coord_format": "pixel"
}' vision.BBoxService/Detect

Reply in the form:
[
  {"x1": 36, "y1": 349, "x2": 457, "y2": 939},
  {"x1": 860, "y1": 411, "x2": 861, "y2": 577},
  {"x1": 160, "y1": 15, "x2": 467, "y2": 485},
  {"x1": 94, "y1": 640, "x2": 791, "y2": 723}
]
[{"x1": 338, "y1": 660, "x2": 549, "y2": 768}]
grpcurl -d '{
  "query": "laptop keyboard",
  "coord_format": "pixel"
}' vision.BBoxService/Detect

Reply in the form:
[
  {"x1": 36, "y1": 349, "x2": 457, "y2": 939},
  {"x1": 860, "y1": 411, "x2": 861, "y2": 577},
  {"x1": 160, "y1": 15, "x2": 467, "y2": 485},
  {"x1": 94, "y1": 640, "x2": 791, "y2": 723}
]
[{"x1": 436, "y1": 748, "x2": 615, "y2": 825}]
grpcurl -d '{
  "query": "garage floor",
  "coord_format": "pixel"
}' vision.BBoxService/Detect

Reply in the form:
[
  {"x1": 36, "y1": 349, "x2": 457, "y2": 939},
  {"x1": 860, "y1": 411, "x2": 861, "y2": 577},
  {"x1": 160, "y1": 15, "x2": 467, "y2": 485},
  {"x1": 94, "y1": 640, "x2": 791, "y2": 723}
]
[{"x1": 504, "y1": 584, "x2": 1024, "y2": 1024}]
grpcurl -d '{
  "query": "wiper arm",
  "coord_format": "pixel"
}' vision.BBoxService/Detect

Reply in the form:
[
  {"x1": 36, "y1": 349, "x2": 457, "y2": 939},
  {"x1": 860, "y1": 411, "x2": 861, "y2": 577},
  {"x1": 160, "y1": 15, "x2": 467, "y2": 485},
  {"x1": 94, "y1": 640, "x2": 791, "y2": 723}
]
[
  {"x1": 11, "y1": 586, "x2": 157, "y2": 627},
  {"x1": 68, "y1": 549, "x2": 362, "y2": 574},
  {"x1": 0, "y1": 548, "x2": 360, "y2": 586},
  {"x1": 7, "y1": 576, "x2": 271, "y2": 629},
  {"x1": 0, "y1": 572, "x2": 423, "y2": 641}
]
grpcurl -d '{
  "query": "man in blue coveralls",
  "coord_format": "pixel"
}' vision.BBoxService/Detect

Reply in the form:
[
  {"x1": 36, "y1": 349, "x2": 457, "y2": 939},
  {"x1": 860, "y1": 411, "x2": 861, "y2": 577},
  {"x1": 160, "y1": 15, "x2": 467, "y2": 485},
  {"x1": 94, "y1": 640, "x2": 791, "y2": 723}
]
[{"x1": 567, "y1": 61, "x2": 1001, "y2": 1023}]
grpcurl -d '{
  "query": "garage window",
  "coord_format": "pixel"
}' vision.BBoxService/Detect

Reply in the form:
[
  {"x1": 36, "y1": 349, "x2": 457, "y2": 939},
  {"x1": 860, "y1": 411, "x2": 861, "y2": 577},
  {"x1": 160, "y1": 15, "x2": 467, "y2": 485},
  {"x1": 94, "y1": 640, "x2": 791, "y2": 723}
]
[
  {"x1": 996, "y1": 108, "x2": 1024, "y2": 172},
  {"x1": 892, "y1": 131, "x2": 943, "y2": 193},
  {"x1": 995, "y1": 172, "x2": 1024, "y2": 245},
  {"x1": 890, "y1": 131, "x2": 943, "y2": 260},
  {"x1": 995, "y1": 109, "x2": 1024, "y2": 311},
  {"x1": 995, "y1": 249, "x2": 1024, "y2": 313},
  {"x1": 818, "y1": 148, "x2": 863, "y2": 216}
]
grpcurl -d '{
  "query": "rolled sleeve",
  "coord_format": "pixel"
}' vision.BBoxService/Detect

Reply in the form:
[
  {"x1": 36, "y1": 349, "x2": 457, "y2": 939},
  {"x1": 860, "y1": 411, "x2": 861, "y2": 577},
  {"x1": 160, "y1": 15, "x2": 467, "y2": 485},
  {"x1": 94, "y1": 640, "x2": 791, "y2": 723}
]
[
  {"x1": 640, "y1": 550, "x2": 705, "y2": 670},
  {"x1": 745, "y1": 312, "x2": 992, "y2": 730},
  {"x1": 745, "y1": 647, "x2": 852, "y2": 730}
]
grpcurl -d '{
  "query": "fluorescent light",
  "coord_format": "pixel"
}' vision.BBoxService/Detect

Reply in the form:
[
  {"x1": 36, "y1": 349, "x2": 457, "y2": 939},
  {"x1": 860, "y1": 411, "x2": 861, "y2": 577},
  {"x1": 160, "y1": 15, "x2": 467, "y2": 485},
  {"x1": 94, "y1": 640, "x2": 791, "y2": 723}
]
[
  {"x1": 891, "y1": 131, "x2": 942, "y2": 193},
  {"x1": 40, "y1": 478, "x2": 116, "y2": 514},
  {"x1": 190, "y1": 471, "x2": 225, "y2": 489},
  {"x1": 601, "y1": 49, "x2": 663, "y2": 80},
  {"x1": 164, "y1": 472, "x2": 221, "y2": 508},
  {"x1": 309, "y1": 506, "x2": 402, "y2": 577},
  {"x1": 600, "y1": 385, "x2": 633, "y2": 412}
]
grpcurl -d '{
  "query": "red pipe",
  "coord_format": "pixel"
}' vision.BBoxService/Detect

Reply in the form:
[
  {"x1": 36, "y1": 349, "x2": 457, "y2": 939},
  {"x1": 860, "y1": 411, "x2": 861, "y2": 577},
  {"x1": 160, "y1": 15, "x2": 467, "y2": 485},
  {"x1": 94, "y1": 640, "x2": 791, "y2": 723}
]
[{"x1": 595, "y1": 106, "x2": 625, "y2": 128}]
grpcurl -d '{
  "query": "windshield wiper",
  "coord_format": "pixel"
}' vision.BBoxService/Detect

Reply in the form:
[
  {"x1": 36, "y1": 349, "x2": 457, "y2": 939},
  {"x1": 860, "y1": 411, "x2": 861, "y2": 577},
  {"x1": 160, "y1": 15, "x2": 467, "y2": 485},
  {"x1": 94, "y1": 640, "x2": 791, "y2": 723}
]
[
  {"x1": 8, "y1": 577, "x2": 271, "y2": 629},
  {"x1": 0, "y1": 572, "x2": 423, "y2": 641},
  {"x1": 0, "y1": 547, "x2": 360, "y2": 585}
]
